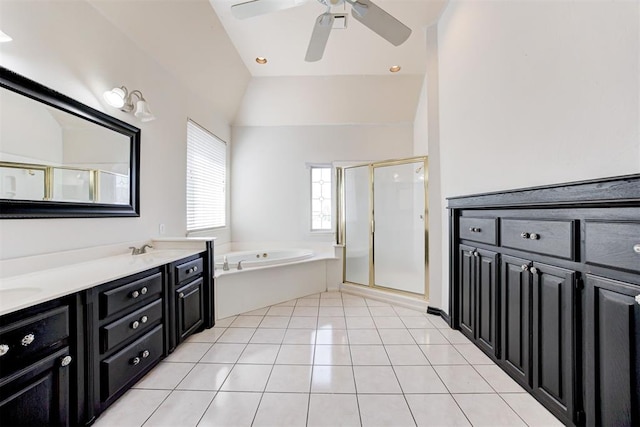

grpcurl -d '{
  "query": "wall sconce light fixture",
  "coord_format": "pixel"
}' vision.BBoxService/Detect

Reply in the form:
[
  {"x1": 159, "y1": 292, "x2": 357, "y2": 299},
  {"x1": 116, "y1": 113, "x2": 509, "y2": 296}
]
[{"x1": 103, "y1": 86, "x2": 155, "y2": 122}]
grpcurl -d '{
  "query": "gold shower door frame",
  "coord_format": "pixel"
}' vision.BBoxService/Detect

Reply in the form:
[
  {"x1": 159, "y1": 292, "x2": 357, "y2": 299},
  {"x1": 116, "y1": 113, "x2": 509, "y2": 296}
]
[{"x1": 338, "y1": 156, "x2": 429, "y2": 300}]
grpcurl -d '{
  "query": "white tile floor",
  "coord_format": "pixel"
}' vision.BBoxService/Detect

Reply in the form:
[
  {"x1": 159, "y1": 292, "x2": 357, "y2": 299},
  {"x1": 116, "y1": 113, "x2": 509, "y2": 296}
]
[{"x1": 94, "y1": 291, "x2": 563, "y2": 427}]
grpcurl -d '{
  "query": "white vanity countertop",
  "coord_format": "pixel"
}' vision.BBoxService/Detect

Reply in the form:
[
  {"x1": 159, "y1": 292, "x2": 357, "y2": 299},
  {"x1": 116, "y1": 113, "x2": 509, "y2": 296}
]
[{"x1": 0, "y1": 248, "x2": 203, "y2": 316}]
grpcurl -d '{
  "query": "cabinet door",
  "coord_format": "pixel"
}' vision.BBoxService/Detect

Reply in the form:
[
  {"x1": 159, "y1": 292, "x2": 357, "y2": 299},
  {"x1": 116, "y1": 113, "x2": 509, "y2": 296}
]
[
  {"x1": 458, "y1": 245, "x2": 475, "y2": 340},
  {"x1": 176, "y1": 278, "x2": 204, "y2": 344},
  {"x1": 500, "y1": 255, "x2": 531, "y2": 387},
  {"x1": 476, "y1": 249, "x2": 499, "y2": 358},
  {"x1": 585, "y1": 275, "x2": 640, "y2": 427},
  {"x1": 531, "y1": 263, "x2": 575, "y2": 422},
  {"x1": 0, "y1": 347, "x2": 71, "y2": 427}
]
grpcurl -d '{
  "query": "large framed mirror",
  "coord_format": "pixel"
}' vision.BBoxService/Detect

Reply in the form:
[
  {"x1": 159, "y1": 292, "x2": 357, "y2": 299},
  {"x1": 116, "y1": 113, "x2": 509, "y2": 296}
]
[{"x1": 0, "y1": 67, "x2": 140, "y2": 218}]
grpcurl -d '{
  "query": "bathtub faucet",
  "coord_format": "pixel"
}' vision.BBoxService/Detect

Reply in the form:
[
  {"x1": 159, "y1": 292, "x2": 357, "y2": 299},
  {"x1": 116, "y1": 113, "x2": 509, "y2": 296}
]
[
  {"x1": 237, "y1": 260, "x2": 245, "y2": 271},
  {"x1": 222, "y1": 256, "x2": 229, "y2": 271}
]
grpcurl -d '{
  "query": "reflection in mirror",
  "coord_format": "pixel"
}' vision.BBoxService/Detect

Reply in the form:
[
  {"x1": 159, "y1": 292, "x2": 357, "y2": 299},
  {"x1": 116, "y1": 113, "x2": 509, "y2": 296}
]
[
  {"x1": 0, "y1": 88, "x2": 131, "y2": 204},
  {"x1": 0, "y1": 66, "x2": 140, "y2": 218}
]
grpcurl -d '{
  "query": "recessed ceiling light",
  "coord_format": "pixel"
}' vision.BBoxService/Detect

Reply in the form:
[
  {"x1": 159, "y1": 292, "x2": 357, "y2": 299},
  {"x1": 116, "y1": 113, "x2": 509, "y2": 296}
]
[
  {"x1": 389, "y1": 65, "x2": 401, "y2": 73},
  {"x1": 0, "y1": 30, "x2": 13, "y2": 43},
  {"x1": 256, "y1": 57, "x2": 268, "y2": 64}
]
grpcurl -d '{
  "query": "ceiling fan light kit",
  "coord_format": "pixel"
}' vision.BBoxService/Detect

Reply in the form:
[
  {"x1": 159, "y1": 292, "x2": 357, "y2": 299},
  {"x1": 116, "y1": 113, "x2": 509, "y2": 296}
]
[{"x1": 231, "y1": 0, "x2": 412, "y2": 62}]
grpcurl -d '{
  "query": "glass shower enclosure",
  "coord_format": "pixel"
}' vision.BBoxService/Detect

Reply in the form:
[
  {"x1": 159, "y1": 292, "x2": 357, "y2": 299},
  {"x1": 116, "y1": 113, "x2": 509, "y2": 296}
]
[{"x1": 341, "y1": 158, "x2": 428, "y2": 298}]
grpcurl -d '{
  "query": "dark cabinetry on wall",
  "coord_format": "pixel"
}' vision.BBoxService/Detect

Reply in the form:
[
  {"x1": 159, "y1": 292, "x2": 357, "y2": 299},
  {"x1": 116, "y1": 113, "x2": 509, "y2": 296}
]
[{"x1": 448, "y1": 174, "x2": 640, "y2": 426}]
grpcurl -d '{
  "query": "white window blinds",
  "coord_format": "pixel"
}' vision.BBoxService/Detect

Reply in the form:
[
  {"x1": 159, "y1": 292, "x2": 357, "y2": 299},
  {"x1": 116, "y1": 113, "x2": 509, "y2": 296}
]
[
  {"x1": 311, "y1": 166, "x2": 332, "y2": 231},
  {"x1": 186, "y1": 120, "x2": 226, "y2": 231}
]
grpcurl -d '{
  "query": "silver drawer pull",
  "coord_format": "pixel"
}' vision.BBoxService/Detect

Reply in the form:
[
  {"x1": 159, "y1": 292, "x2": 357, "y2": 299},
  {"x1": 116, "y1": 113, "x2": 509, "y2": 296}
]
[
  {"x1": 529, "y1": 233, "x2": 540, "y2": 240},
  {"x1": 131, "y1": 356, "x2": 141, "y2": 365},
  {"x1": 141, "y1": 350, "x2": 150, "y2": 358},
  {"x1": 473, "y1": 250, "x2": 479, "y2": 257},
  {"x1": 60, "y1": 355, "x2": 72, "y2": 367},
  {"x1": 0, "y1": 344, "x2": 9, "y2": 356},
  {"x1": 140, "y1": 315, "x2": 148, "y2": 324},
  {"x1": 131, "y1": 321, "x2": 140, "y2": 330},
  {"x1": 131, "y1": 290, "x2": 140, "y2": 299},
  {"x1": 469, "y1": 227, "x2": 474, "y2": 232},
  {"x1": 140, "y1": 287, "x2": 148, "y2": 295},
  {"x1": 635, "y1": 295, "x2": 640, "y2": 305},
  {"x1": 521, "y1": 264, "x2": 529, "y2": 271},
  {"x1": 21, "y1": 334, "x2": 35, "y2": 346},
  {"x1": 521, "y1": 232, "x2": 530, "y2": 239},
  {"x1": 530, "y1": 267, "x2": 538, "y2": 274},
  {"x1": 634, "y1": 244, "x2": 640, "y2": 254},
  {"x1": 179, "y1": 292, "x2": 185, "y2": 299}
]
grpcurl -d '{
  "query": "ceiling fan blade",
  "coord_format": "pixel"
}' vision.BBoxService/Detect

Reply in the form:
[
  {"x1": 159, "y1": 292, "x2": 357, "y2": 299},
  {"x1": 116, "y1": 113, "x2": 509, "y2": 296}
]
[
  {"x1": 305, "y1": 13, "x2": 335, "y2": 62},
  {"x1": 349, "y1": 0, "x2": 411, "y2": 46},
  {"x1": 231, "y1": 0, "x2": 310, "y2": 19}
]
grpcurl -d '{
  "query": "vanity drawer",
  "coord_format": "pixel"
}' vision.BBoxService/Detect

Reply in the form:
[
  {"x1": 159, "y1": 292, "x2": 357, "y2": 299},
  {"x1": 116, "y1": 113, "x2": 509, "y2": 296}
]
[
  {"x1": 501, "y1": 218, "x2": 576, "y2": 260},
  {"x1": 101, "y1": 325, "x2": 163, "y2": 401},
  {"x1": 0, "y1": 306, "x2": 69, "y2": 369},
  {"x1": 100, "y1": 272, "x2": 163, "y2": 319},
  {"x1": 175, "y1": 257, "x2": 203, "y2": 284},
  {"x1": 585, "y1": 221, "x2": 640, "y2": 273},
  {"x1": 459, "y1": 217, "x2": 498, "y2": 245},
  {"x1": 100, "y1": 299, "x2": 163, "y2": 354}
]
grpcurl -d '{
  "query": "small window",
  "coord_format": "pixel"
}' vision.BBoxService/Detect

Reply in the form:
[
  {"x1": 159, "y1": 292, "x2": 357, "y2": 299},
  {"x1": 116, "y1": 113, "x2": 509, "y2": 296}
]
[
  {"x1": 311, "y1": 166, "x2": 332, "y2": 231},
  {"x1": 186, "y1": 120, "x2": 226, "y2": 232}
]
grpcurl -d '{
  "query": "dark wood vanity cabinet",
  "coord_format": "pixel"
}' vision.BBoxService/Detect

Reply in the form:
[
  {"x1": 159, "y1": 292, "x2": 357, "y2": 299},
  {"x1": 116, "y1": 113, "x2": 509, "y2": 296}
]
[
  {"x1": 170, "y1": 255, "x2": 205, "y2": 350},
  {"x1": 0, "y1": 299, "x2": 80, "y2": 426},
  {"x1": 448, "y1": 174, "x2": 640, "y2": 426},
  {"x1": 88, "y1": 267, "x2": 167, "y2": 415}
]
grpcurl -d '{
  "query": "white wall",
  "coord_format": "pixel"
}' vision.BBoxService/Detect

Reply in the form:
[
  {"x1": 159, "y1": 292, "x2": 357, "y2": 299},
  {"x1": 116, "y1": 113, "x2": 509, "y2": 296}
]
[
  {"x1": 235, "y1": 75, "x2": 424, "y2": 126},
  {"x1": 436, "y1": 0, "x2": 640, "y2": 313},
  {"x1": 0, "y1": 0, "x2": 248, "y2": 259},
  {"x1": 231, "y1": 125, "x2": 414, "y2": 243}
]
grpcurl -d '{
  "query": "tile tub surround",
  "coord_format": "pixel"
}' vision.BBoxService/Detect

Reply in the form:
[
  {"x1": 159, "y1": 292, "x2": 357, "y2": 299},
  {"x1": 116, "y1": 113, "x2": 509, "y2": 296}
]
[
  {"x1": 95, "y1": 291, "x2": 561, "y2": 427},
  {"x1": 0, "y1": 238, "x2": 213, "y2": 316}
]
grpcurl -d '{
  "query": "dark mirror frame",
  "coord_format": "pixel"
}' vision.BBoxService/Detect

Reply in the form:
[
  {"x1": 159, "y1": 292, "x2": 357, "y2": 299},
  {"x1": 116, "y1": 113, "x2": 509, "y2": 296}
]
[{"x1": 0, "y1": 66, "x2": 141, "y2": 219}]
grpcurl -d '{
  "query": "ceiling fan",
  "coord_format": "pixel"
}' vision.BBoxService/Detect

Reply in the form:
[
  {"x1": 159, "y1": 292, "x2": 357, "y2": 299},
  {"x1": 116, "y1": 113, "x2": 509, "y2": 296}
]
[{"x1": 230, "y1": 0, "x2": 412, "y2": 62}]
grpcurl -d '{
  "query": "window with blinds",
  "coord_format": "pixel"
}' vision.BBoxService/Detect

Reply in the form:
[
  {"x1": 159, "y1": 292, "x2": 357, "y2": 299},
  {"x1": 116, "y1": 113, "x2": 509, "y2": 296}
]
[
  {"x1": 311, "y1": 166, "x2": 332, "y2": 231},
  {"x1": 186, "y1": 120, "x2": 226, "y2": 231}
]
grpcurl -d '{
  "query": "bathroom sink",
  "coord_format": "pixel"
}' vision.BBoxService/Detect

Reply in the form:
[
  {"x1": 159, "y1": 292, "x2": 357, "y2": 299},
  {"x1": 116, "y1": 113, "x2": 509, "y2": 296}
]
[{"x1": 0, "y1": 287, "x2": 43, "y2": 300}]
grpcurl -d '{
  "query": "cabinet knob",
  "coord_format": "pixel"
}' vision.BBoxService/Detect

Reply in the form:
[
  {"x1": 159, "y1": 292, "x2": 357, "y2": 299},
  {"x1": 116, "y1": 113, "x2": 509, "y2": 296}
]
[
  {"x1": 140, "y1": 287, "x2": 148, "y2": 295},
  {"x1": 529, "y1": 233, "x2": 540, "y2": 240},
  {"x1": 0, "y1": 344, "x2": 9, "y2": 356},
  {"x1": 530, "y1": 267, "x2": 538, "y2": 274},
  {"x1": 635, "y1": 295, "x2": 640, "y2": 305},
  {"x1": 141, "y1": 350, "x2": 150, "y2": 359},
  {"x1": 131, "y1": 290, "x2": 140, "y2": 299},
  {"x1": 469, "y1": 227, "x2": 474, "y2": 232},
  {"x1": 193, "y1": 266, "x2": 198, "y2": 272},
  {"x1": 131, "y1": 321, "x2": 140, "y2": 330},
  {"x1": 520, "y1": 232, "x2": 530, "y2": 239},
  {"x1": 140, "y1": 315, "x2": 148, "y2": 324},
  {"x1": 473, "y1": 250, "x2": 479, "y2": 257},
  {"x1": 131, "y1": 357, "x2": 141, "y2": 365},
  {"x1": 60, "y1": 355, "x2": 72, "y2": 367},
  {"x1": 633, "y1": 244, "x2": 640, "y2": 254},
  {"x1": 21, "y1": 334, "x2": 35, "y2": 346},
  {"x1": 179, "y1": 292, "x2": 185, "y2": 299},
  {"x1": 521, "y1": 264, "x2": 529, "y2": 271}
]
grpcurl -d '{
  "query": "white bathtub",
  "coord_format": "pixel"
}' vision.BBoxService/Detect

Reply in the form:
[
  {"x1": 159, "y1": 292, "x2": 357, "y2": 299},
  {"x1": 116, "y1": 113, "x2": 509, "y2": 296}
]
[
  {"x1": 214, "y1": 248, "x2": 314, "y2": 270},
  {"x1": 214, "y1": 247, "x2": 337, "y2": 319}
]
